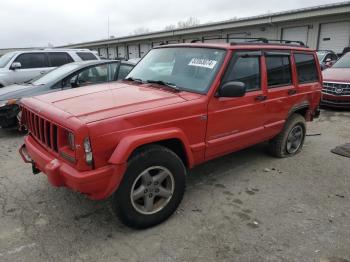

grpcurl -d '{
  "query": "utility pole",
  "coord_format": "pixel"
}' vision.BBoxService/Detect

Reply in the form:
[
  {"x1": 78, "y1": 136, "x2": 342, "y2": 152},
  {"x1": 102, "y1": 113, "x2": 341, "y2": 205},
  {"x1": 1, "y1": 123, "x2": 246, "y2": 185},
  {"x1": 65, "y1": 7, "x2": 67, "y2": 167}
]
[{"x1": 107, "y1": 16, "x2": 110, "y2": 39}]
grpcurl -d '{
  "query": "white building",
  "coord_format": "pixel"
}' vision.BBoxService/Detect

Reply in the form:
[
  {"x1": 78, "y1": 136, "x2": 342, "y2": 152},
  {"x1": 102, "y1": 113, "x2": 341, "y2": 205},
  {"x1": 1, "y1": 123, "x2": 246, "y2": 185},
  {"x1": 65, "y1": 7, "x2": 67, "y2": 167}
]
[{"x1": 56, "y1": 2, "x2": 350, "y2": 59}]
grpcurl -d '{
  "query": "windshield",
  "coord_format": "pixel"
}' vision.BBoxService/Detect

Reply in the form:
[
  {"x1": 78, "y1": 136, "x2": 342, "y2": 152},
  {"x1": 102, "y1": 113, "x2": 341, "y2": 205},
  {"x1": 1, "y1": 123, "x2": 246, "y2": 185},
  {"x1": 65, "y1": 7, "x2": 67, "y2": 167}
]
[
  {"x1": 127, "y1": 47, "x2": 226, "y2": 93},
  {"x1": 0, "y1": 52, "x2": 15, "y2": 68},
  {"x1": 31, "y1": 63, "x2": 81, "y2": 85},
  {"x1": 332, "y1": 53, "x2": 350, "y2": 68}
]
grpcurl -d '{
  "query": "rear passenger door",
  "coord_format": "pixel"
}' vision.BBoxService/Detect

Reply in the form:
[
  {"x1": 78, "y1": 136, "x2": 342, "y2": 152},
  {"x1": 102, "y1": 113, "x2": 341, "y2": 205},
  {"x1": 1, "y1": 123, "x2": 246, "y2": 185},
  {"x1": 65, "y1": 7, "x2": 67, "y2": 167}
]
[
  {"x1": 293, "y1": 52, "x2": 321, "y2": 106},
  {"x1": 12, "y1": 53, "x2": 50, "y2": 83},
  {"x1": 263, "y1": 51, "x2": 298, "y2": 137},
  {"x1": 206, "y1": 51, "x2": 268, "y2": 160}
]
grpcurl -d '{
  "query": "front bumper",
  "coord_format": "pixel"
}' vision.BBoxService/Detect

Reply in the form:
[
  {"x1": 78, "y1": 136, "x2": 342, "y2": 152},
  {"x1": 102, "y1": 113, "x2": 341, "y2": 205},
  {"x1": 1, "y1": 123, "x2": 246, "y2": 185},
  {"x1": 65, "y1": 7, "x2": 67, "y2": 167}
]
[
  {"x1": 321, "y1": 93, "x2": 350, "y2": 109},
  {"x1": 19, "y1": 135, "x2": 126, "y2": 200}
]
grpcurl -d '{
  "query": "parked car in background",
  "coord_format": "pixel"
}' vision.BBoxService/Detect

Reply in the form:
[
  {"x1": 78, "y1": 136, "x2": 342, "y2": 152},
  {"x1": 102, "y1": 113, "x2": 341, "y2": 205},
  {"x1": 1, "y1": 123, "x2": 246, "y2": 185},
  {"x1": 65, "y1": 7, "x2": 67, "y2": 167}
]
[
  {"x1": 0, "y1": 49, "x2": 100, "y2": 87},
  {"x1": 322, "y1": 52, "x2": 350, "y2": 108},
  {"x1": 0, "y1": 60, "x2": 135, "y2": 128},
  {"x1": 19, "y1": 42, "x2": 321, "y2": 228},
  {"x1": 317, "y1": 50, "x2": 338, "y2": 70}
]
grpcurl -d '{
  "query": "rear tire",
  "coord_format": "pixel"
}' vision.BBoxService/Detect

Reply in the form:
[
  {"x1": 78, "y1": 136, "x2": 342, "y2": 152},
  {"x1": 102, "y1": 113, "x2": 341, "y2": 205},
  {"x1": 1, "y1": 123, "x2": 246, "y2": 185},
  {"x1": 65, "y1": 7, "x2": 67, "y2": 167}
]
[
  {"x1": 112, "y1": 145, "x2": 186, "y2": 229},
  {"x1": 268, "y1": 114, "x2": 306, "y2": 158}
]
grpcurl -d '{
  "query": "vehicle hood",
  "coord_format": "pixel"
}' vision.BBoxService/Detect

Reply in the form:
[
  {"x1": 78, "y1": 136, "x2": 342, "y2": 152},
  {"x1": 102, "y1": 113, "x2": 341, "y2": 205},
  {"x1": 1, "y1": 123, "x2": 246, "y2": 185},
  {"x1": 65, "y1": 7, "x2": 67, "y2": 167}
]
[
  {"x1": 33, "y1": 82, "x2": 201, "y2": 123},
  {"x1": 0, "y1": 84, "x2": 49, "y2": 101},
  {"x1": 0, "y1": 68, "x2": 7, "y2": 75},
  {"x1": 322, "y1": 68, "x2": 350, "y2": 83}
]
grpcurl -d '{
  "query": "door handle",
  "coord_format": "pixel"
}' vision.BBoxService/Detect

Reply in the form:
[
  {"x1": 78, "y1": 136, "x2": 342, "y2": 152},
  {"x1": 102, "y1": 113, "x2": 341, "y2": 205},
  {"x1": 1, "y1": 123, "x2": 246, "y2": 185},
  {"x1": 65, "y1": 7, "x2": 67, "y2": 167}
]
[
  {"x1": 288, "y1": 89, "x2": 297, "y2": 95},
  {"x1": 255, "y1": 95, "x2": 267, "y2": 102}
]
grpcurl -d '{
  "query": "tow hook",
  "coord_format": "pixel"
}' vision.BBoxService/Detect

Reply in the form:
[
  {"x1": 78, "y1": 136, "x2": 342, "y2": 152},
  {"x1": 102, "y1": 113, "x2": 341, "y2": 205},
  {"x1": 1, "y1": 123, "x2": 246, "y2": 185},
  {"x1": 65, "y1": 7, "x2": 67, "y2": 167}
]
[
  {"x1": 19, "y1": 144, "x2": 41, "y2": 175},
  {"x1": 32, "y1": 164, "x2": 41, "y2": 175}
]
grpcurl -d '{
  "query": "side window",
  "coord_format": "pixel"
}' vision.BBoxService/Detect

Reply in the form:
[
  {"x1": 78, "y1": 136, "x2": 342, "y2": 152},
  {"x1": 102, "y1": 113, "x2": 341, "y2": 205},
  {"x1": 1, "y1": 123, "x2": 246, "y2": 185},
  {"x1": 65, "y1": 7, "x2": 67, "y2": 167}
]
[
  {"x1": 265, "y1": 55, "x2": 292, "y2": 87},
  {"x1": 77, "y1": 64, "x2": 108, "y2": 85},
  {"x1": 49, "y1": 52, "x2": 73, "y2": 67},
  {"x1": 294, "y1": 53, "x2": 319, "y2": 84},
  {"x1": 117, "y1": 64, "x2": 134, "y2": 80},
  {"x1": 76, "y1": 52, "x2": 98, "y2": 61},
  {"x1": 223, "y1": 52, "x2": 261, "y2": 92},
  {"x1": 14, "y1": 53, "x2": 48, "y2": 69}
]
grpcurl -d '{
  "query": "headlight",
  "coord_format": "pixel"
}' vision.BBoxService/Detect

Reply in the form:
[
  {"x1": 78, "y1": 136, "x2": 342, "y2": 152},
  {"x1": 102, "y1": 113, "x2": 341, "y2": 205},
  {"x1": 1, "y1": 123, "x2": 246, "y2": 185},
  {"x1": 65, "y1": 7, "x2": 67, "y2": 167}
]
[
  {"x1": 7, "y1": 99, "x2": 18, "y2": 105},
  {"x1": 67, "y1": 132, "x2": 75, "y2": 151},
  {"x1": 83, "y1": 137, "x2": 93, "y2": 165},
  {"x1": 0, "y1": 99, "x2": 18, "y2": 108}
]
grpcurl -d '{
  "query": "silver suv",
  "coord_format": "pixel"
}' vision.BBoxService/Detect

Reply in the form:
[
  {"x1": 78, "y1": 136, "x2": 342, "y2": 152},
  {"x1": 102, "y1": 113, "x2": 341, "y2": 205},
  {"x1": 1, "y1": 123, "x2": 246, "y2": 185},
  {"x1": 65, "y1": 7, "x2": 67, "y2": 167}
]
[{"x1": 0, "y1": 49, "x2": 100, "y2": 87}]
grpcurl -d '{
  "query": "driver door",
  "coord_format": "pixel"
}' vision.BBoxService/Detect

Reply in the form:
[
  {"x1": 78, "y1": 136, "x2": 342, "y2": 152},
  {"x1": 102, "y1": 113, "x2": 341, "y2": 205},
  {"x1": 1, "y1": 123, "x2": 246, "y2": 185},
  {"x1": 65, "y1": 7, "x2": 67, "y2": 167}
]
[{"x1": 205, "y1": 51, "x2": 268, "y2": 160}]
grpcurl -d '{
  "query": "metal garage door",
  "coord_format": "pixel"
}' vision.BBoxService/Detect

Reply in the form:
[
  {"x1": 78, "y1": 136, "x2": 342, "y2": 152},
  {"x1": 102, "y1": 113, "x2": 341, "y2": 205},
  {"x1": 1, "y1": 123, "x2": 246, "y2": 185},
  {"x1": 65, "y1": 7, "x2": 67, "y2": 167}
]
[
  {"x1": 203, "y1": 36, "x2": 226, "y2": 43},
  {"x1": 152, "y1": 42, "x2": 162, "y2": 47},
  {"x1": 228, "y1": 33, "x2": 250, "y2": 43},
  {"x1": 166, "y1": 40, "x2": 179, "y2": 44},
  {"x1": 108, "y1": 46, "x2": 117, "y2": 59},
  {"x1": 140, "y1": 43, "x2": 151, "y2": 57},
  {"x1": 117, "y1": 45, "x2": 126, "y2": 60},
  {"x1": 282, "y1": 26, "x2": 309, "y2": 45},
  {"x1": 184, "y1": 38, "x2": 201, "y2": 43},
  {"x1": 319, "y1": 22, "x2": 350, "y2": 54},
  {"x1": 128, "y1": 45, "x2": 140, "y2": 59},
  {"x1": 99, "y1": 48, "x2": 108, "y2": 59}
]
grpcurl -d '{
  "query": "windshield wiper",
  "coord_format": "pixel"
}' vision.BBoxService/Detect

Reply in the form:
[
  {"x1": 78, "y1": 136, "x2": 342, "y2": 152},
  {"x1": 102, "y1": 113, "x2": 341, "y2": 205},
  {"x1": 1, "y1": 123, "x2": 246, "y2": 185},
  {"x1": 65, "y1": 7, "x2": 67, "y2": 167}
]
[
  {"x1": 145, "y1": 80, "x2": 181, "y2": 92},
  {"x1": 125, "y1": 77, "x2": 144, "y2": 83}
]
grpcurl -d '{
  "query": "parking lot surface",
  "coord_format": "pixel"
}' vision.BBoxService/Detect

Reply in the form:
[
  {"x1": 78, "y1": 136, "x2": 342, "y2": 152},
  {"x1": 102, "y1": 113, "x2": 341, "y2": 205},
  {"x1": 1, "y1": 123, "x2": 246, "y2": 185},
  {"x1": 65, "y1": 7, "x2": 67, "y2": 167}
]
[{"x1": 0, "y1": 109, "x2": 349, "y2": 262}]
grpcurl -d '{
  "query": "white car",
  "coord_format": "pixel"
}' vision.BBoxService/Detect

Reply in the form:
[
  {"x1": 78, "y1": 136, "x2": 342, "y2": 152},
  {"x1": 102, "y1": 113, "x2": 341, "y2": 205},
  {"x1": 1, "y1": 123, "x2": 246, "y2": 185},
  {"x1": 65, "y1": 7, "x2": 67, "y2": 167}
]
[{"x1": 0, "y1": 49, "x2": 100, "y2": 87}]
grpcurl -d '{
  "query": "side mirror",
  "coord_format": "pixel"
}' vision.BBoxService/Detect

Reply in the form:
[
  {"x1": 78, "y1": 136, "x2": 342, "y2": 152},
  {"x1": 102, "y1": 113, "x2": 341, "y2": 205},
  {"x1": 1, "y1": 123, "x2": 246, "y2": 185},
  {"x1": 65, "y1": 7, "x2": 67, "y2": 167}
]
[
  {"x1": 10, "y1": 62, "x2": 22, "y2": 70},
  {"x1": 218, "y1": 81, "x2": 246, "y2": 97}
]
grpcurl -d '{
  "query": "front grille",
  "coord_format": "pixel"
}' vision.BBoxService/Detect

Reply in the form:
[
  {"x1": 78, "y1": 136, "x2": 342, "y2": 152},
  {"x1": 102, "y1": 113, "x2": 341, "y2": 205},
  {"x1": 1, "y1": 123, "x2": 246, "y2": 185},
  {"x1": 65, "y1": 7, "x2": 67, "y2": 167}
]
[
  {"x1": 22, "y1": 107, "x2": 60, "y2": 153},
  {"x1": 322, "y1": 82, "x2": 350, "y2": 96}
]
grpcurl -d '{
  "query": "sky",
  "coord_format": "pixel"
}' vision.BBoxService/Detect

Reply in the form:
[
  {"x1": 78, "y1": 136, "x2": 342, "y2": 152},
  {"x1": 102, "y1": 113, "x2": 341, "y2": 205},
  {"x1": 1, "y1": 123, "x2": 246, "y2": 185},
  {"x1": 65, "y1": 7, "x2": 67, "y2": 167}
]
[{"x1": 0, "y1": 0, "x2": 347, "y2": 48}]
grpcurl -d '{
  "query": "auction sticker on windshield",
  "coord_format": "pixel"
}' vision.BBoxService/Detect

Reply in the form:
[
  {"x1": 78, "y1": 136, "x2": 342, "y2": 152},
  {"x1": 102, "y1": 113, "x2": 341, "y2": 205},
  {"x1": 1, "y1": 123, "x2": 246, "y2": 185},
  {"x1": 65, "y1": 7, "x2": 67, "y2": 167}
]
[{"x1": 188, "y1": 58, "x2": 217, "y2": 69}]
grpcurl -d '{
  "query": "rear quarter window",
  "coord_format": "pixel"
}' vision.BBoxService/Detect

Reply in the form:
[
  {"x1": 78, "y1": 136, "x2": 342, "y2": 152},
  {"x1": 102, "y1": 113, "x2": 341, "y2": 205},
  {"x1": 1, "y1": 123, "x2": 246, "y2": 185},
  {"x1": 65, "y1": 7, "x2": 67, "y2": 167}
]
[
  {"x1": 294, "y1": 53, "x2": 319, "y2": 83},
  {"x1": 76, "y1": 52, "x2": 98, "y2": 61}
]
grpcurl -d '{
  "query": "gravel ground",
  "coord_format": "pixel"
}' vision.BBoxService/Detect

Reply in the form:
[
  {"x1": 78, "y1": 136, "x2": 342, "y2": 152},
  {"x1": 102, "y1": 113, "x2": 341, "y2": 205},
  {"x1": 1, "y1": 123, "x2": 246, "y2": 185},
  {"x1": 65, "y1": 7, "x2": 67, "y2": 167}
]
[{"x1": 0, "y1": 109, "x2": 349, "y2": 262}]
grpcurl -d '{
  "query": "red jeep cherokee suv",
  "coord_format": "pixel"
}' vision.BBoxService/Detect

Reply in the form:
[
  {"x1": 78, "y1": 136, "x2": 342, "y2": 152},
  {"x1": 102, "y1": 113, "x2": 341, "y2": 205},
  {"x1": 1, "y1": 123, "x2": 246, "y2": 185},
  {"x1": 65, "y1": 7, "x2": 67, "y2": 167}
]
[{"x1": 19, "y1": 42, "x2": 322, "y2": 228}]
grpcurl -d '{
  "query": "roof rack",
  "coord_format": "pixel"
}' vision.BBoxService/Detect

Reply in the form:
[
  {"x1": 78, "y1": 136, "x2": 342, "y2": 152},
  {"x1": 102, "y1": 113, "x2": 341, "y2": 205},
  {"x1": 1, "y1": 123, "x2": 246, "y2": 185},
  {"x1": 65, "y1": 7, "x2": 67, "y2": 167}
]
[{"x1": 190, "y1": 37, "x2": 306, "y2": 47}]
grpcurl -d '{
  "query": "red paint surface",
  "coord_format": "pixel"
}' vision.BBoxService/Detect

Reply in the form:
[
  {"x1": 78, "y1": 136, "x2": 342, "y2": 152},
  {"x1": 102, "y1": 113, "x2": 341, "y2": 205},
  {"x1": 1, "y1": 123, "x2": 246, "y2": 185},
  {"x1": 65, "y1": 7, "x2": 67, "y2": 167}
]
[{"x1": 19, "y1": 43, "x2": 322, "y2": 199}]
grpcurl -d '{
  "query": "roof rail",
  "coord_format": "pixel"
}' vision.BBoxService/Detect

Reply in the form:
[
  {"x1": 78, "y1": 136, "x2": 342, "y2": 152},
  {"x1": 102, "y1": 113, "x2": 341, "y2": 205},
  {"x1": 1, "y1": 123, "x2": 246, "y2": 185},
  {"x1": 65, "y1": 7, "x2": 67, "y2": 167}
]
[
  {"x1": 262, "y1": 39, "x2": 306, "y2": 46},
  {"x1": 189, "y1": 37, "x2": 306, "y2": 47}
]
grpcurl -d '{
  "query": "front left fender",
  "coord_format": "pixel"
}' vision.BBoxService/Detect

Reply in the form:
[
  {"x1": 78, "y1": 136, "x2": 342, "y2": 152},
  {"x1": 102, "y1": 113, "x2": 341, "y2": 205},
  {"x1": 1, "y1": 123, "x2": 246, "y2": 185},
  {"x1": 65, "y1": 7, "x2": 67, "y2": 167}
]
[{"x1": 108, "y1": 128, "x2": 195, "y2": 168}]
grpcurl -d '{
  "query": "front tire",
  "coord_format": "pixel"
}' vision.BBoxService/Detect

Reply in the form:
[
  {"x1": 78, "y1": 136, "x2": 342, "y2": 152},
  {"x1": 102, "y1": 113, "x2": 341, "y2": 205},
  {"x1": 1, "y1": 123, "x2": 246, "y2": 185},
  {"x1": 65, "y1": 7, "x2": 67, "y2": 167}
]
[
  {"x1": 112, "y1": 145, "x2": 186, "y2": 229},
  {"x1": 268, "y1": 114, "x2": 306, "y2": 158}
]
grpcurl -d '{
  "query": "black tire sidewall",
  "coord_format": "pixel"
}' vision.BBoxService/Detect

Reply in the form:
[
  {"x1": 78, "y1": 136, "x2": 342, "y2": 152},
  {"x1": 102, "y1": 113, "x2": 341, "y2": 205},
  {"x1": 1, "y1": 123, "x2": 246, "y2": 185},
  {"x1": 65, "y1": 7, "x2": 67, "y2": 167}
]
[{"x1": 113, "y1": 146, "x2": 186, "y2": 228}]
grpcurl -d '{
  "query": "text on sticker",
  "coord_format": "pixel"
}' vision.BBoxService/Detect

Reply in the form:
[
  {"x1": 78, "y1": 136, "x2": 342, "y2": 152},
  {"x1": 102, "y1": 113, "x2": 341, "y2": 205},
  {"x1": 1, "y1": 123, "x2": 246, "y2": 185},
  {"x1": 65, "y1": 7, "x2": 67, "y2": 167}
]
[{"x1": 188, "y1": 58, "x2": 218, "y2": 69}]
